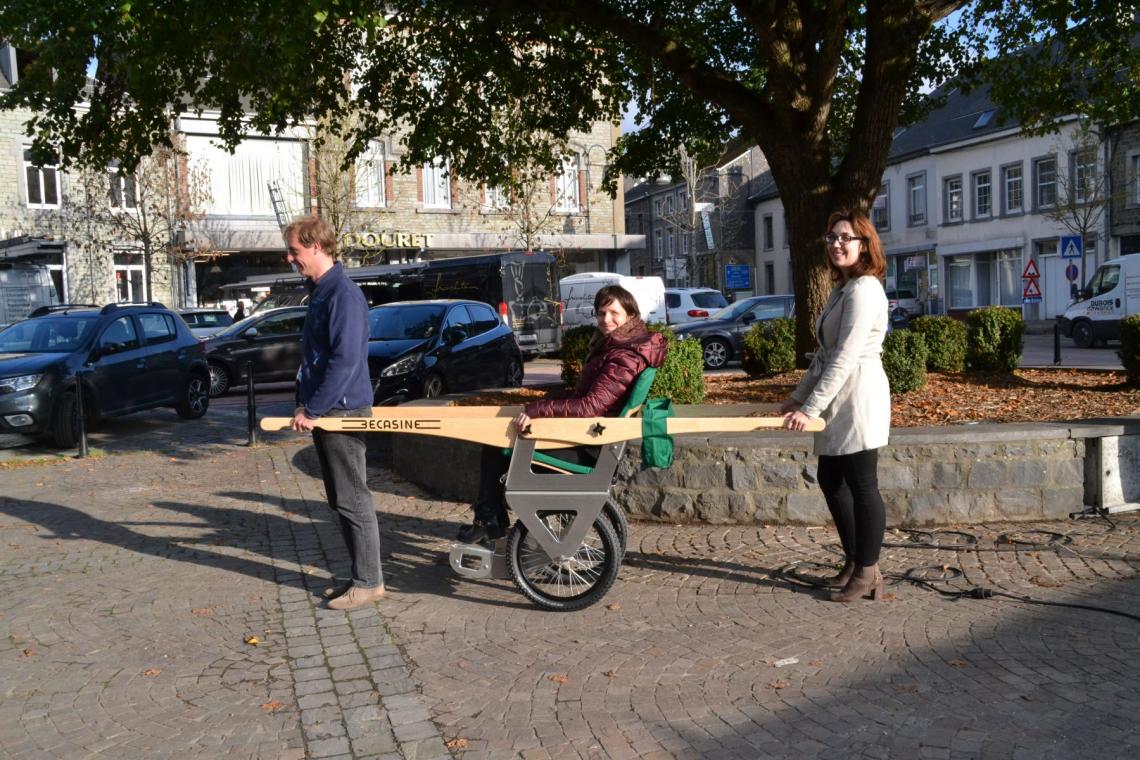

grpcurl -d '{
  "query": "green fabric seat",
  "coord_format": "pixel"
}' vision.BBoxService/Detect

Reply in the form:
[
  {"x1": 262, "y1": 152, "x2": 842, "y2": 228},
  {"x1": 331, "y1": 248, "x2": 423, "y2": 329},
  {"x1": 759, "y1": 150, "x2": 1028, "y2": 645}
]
[{"x1": 510, "y1": 367, "x2": 658, "y2": 474}]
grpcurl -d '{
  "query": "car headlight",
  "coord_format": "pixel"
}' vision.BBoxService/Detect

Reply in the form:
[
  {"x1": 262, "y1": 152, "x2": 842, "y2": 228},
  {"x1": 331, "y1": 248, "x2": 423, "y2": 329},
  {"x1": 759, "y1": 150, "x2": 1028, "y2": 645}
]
[
  {"x1": 381, "y1": 352, "x2": 424, "y2": 378},
  {"x1": 0, "y1": 373, "x2": 43, "y2": 394}
]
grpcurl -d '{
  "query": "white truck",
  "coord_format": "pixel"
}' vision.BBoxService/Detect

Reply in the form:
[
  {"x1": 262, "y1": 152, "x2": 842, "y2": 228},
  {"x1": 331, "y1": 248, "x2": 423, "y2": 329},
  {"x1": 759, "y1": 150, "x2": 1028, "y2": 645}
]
[
  {"x1": 0, "y1": 262, "x2": 58, "y2": 329},
  {"x1": 559, "y1": 272, "x2": 667, "y2": 328},
  {"x1": 1058, "y1": 254, "x2": 1140, "y2": 348}
]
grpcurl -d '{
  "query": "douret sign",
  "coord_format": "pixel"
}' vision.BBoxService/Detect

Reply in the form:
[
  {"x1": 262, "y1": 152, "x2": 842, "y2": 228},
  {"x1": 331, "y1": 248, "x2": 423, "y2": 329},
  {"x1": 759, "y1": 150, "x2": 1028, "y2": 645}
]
[{"x1": 341, "y1": 231, "x2": 435, "y2": 249}]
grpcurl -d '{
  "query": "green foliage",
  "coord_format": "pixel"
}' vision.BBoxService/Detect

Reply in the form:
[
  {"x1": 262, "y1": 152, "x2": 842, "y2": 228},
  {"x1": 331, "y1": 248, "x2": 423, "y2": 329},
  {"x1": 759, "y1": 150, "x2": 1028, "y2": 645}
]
[
  {"x1": 909, "y1": 315, "x2": 967, "y2": 372},
  {"x1": 1118, "y1": 314, "x2": 1140, "y2": 386},
  {"x1": 965, "y1": 307, "x2": 1025, "y2": 372},
  {"x1": 558, "y1": 324, "x2": 704, "y2": 405},
  {"x1": 882, "y1": 329, "x2": 928, "y2": 394},
  {"x1": 740, "y1": 317, "x2": 795, "y2": 377}
]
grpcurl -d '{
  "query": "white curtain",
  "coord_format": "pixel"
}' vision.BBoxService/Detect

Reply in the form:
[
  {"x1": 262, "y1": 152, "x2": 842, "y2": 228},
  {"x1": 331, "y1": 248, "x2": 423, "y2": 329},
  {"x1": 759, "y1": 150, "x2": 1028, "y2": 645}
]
[{"x1": 185, "y1": 135, "x2": 305, "y2": 216}]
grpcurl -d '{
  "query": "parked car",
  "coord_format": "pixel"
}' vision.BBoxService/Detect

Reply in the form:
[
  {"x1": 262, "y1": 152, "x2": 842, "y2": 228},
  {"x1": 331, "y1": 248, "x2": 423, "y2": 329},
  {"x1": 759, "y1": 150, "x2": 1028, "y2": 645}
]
[
  {"x1": 203, "y1": 306, "x2": 307, "y2": 396},
  {"x1": 673, "y1": 295, "x2": 795, "y2": 369},
  {"x1": 885, "y1": 288, "x2": 921, "y2": 317},
  {"x1": 178, "y1": 308, "x2": 235, "y2": 339},
  {"x1": 368, "y1": 300, "x2": 524, "y2": 404},
  {"x1": 665, "y1": 287, "x2": 729, "y2": 325},
  {"x1": 0, "y1": 303, "x2": 210, "y2": 448}
]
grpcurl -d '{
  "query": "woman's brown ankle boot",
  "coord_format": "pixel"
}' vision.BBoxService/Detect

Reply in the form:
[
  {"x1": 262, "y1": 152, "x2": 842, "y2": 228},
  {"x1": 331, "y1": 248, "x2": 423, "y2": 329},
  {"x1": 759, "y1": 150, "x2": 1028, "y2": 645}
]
[
  {"x1": 826, "y1": 558, "x2": 855, "y2": 588},
  {"x1": 829, "y1": 563, "x2": 884, "y2": 603}
]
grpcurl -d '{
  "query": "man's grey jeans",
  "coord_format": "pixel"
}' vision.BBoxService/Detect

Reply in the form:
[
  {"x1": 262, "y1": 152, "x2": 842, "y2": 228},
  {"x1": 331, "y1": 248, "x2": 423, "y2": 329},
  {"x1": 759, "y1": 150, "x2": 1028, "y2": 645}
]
[{"x1": 312, "y1": 406, "x2": 382, "y2": 588}]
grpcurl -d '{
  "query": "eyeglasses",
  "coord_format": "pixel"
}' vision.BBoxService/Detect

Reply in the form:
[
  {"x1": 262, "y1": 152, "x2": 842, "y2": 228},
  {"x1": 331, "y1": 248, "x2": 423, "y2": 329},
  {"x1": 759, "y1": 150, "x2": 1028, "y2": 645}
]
[{"x1": 824, "y1": 233, "x2": 866, "y2": 245}]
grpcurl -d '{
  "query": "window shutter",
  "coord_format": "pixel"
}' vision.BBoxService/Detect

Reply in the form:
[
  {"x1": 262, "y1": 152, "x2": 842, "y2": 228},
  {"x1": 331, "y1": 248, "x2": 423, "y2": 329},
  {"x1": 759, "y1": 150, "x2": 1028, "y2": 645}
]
[
  {"x1": 578, "y1": 168, "x2": 587, "y2": 210},
  {"x1": 416, "y1": 166, "x2": 423, "y2": 203},
  {"x1": 385, "y1": 160, "x2": 394, "y2": 205}
]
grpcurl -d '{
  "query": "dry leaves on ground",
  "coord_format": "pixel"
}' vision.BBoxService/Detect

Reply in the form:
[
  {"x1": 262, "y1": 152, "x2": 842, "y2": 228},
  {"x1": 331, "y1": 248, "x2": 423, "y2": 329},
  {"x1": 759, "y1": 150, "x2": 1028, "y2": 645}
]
[{"x1": 462, "y1": 369, "x2": 1140, "y2": 428}]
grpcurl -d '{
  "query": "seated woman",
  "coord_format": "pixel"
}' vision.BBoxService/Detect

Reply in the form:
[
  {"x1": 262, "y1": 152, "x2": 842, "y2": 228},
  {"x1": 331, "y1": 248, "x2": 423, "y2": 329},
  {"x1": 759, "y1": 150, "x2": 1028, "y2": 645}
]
[{"x1": 457, "y1": 284, "x2": 668, "y2": 544}]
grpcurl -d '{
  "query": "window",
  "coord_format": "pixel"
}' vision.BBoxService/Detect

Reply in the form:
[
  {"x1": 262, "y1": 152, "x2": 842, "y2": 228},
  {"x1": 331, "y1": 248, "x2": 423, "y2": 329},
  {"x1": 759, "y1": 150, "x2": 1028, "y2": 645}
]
[
  {"x1": 114, "y1": 251, "x2": 146, "y2": 302},
  {"x1": 948, "y1": 255, "x2": 973, "y2": 308},
  {"x1": 1088, "y1": 263, "x2": 1119, "y2": 297},
  {"x1": 257, "y1": 312, "x2": 306, "y2": 335},
  {"x1": 1034, "y1": 156, "x2": 1057, "y2": 210},
  {"x1": 763, "y1": 215, "x2": 774, "y2": 250},
  {"x1": 872, "y1": 183, "x2": 889, "y2": 231},
  {"x1": 355, "y1": 141, "x2": 387, "y2": 207},
  {"x1": 185, "y1": 135, "x2": 304, "y2": 216},
  {"x1": 1002, "y1": 164, "x2": 1023, "y2": 214},
  {"x1": 467, "y1": 303, "x2": 499, "y2": 336},
  {"x1": 99, "y1": 316, "x2": 140, "y2": 352},
  {"x1": 654, "y1": 198, "x2": 663, "y2": 217},
  {"x1": 973, "y1": 170, "x2": 992, "y2": 219},
  {"x1": 108, "y1": 164, "x2": 138, "y2": 211},
  {"x1": 996, "y1": 250, "x2": 1021, "y2": 306},
  {"x1": 764, "y1": 262, "x2": 775, "y2": 294},
  {"x1": 139, "y1": 313, "x2": 177, "y2": 345},
  {"x1": 24, "y1": 148, "x2": 59, "y2": 208},
  {"x1": 654, "y1": 229, "x2": 663, "y2": 261},
  {"x1": 421, "y1": 159, "x2": 451, "y2": 209},
  {"x1": 1131, "y1": 154, "x2": 1140, "y2": 205},
  {"x1": 484, "y1": 184, "x2": 510, "y2": 211},
  {"x1": 442, "y1": 304, "x2": 473, "y2": 342},
  {"x1": 1071, "y1": 149, "x2": 1096, "y2": 204},
  {"x1": 943, "y1": 176, "x2": 963, "y2": 223},
  {"x1": 906, "y1": 172, "x2": 926, "y2": 226},
  {"x1": 554, "y1": 155, "x2": 581, "y2": 212}
]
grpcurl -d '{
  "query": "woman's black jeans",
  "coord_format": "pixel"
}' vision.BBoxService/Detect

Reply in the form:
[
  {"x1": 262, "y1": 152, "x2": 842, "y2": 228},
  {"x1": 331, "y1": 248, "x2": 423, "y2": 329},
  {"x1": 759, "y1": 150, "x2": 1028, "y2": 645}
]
[
  {"x1": 816, "y1": 448, "x2": 885, "y2": 567},
  {"x1": 472, "y1": 444, "x2": 599, "y2": 529}
]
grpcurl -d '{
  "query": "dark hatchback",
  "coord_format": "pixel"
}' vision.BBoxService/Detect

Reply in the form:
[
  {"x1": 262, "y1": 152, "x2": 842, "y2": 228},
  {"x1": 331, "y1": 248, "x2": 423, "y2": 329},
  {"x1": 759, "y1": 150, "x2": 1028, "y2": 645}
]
[
  {"x1": 369, "y1": 300, "x2": 524, "y2": 404},
  {"x1": 203, "y1": 306, "x2": 307, "y2": 396},
  {"x1": 0, "y1": 303, "x2": 210, "y2": 447},
  {"x1": 673, "y1": 294, "x2": 796, "y2": 369}
]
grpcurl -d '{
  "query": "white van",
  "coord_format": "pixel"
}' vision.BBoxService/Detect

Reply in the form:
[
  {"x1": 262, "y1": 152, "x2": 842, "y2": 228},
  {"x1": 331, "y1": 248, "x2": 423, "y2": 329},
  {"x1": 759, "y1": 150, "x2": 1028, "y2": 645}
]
[
  {"x1": 560, "y1": 272, "x2": 667, "y2": 328},
  {"x1": 1059, "y1": 254, "x2": 1140, "y2": 347}
]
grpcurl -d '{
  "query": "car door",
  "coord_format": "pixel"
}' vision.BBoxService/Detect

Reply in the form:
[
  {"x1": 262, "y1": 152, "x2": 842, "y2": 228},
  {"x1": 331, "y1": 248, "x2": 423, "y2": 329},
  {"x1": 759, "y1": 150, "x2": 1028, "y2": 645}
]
[
  {"x1": 437, "y1": 305, "x2": 480, "y2": 392},
  {"x1": 465, "y1": 302, "x2": 507, "y2": 387},
  {"x1": 239, "y1": 310, "x2": 307, "y2": 383},
  {"x1": 731, "y1": 299, "x2": 789, "y2": 352},
  {"x1": 89, "y1": 314, "x2": 147, "y2": 412},
  {"x1": 137, "y1": 312, "x2": 182, "y2": 402}
]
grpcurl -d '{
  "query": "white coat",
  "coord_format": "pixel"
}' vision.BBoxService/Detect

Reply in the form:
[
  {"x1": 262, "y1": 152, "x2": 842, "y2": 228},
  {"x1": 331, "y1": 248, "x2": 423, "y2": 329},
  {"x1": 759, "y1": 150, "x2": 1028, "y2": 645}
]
[{"x1": 791, "y1": 275, "x2": 890, "y2": 456}]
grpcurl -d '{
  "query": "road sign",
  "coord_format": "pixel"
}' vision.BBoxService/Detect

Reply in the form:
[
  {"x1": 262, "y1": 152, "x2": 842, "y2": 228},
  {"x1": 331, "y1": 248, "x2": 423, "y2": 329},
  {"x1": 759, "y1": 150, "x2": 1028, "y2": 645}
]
[
  {"x1": 1022, "y1": 259, "x2": 1040, "y2": 279},
  {"x1": 1065, "y1": 262, "x2": 1080, "y2": 282},
  {"x1": 1023, "y1": 279, "x2": 1042, "y2": 299},
  {"x1": 724, "y1": 264, "x2": 750, "y2": 290},
  {"x1": 1060, "y1": 235, "x2": 1083, "y2": 259}
]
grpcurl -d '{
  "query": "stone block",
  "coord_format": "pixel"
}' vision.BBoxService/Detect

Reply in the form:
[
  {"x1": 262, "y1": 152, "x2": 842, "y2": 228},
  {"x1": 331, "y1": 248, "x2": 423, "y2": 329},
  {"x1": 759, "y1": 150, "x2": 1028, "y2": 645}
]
[
  {"x1": 694, "y1": 491, "x2": 735, "y2": 523},
  {"x1": 760, "y1": 461, "x2": 802, "y2": 489},
  {"x1": 1010, "y1": 459, "x2": 1048, "y2": 487},
  {"x1": 679, "y1": 463, "x2": 727, "y2": 490},
  {"x1": 751, "y1": 492, "x2": 784, "y2": 522},
  {"x1": 613, "y1": 486, "x2": 659, "y2": 519},
  {"x1": 878, "y1": 463, "x2": 915, "y2": 490},
  {"x1": 801, "y1": 460, "x2": 819, "y2": 485},
  {"x1": 967, "y1": 460, "x2": 1008, "y2": 489},
  {"x1": 728, "y1": 463, "x2": 759, "y2": 492},
  {"x1": 905, "y1": 491, "x2": 949, "y2": 525},
  {"x1": 653, "y1": 490, "x2": 694, "y2": 521},
  {"x1": 995, "y1": 488, "x2": 1040, "y2": 516},
  {"x1": 881, "y1": 493, "x2": 910, "y2": 526},
  {"x1": 786, "y1": 492, "x2": 827, "y2": 524},
  {"x1": 1042, "y1": 486, "x2": 1084, "y2": 518},
  {"x1": 920, "y1": 462, "x2": 961, "y2": 489},
  {"x1": 943, "y1": 491, "x2": 975, "y2": 523},
  {"x1": 1048, "y1": 457, "x2": 1084, "y2": 487}
]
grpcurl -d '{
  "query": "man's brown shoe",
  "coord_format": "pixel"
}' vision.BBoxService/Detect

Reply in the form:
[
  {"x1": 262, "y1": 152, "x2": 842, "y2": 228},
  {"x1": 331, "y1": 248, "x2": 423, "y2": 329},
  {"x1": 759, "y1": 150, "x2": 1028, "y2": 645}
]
[{"x1": 326, "y1": 584, "x2": 386, "y2": 610}]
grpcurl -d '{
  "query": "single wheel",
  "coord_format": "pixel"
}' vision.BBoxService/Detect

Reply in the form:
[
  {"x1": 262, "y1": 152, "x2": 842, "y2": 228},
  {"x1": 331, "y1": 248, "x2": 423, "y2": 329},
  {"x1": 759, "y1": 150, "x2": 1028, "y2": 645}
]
[
  {"x1": 207, "y1": 362, "x2": 231, "y2": 397},
  {"x1": 176, "y1": 371, "x2": 210, "y2": 419},
  {"x1": 507, "y1": 511, "x2": 621, "y2": 611},
  {"x1": 51, "y1": 392, "x2": 81, "y2": 449},
  {"x1": 702, "y1": 338, "x2": 730, "y2": 369},
  {"x1": 1071, "y1": 321, "x2": 1094, "y2": 349},
  {"x1": 422, "y1": 373, "x2": 446, "y2": 398},
  {"x1": 504, "y1": 359, "x2": 524, "y2": 388},
  {"x1": 602, "y1": 498, "x2": 629, "y2": 557}
]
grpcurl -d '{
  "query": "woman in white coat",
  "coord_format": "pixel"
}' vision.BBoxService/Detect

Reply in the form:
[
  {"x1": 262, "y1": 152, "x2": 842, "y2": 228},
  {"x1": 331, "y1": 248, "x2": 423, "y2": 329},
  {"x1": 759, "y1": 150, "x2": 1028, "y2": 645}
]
[{"x1": 782, "y1": 210, "x2": 890, "y2": 603}]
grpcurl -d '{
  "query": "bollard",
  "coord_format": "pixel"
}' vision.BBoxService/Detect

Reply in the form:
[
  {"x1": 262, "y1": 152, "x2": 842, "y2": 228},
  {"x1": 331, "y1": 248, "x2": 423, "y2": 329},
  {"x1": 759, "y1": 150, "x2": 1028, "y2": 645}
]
[
  {"x1": 1053, "y1": 321, "x2": 1062, "y2": 365},
  {"x1": 246, "y1": 361, "x2": 258, "y2": 446},
  {"x1": 74, "y1": 370, "x2": 89, "y2": 458}
]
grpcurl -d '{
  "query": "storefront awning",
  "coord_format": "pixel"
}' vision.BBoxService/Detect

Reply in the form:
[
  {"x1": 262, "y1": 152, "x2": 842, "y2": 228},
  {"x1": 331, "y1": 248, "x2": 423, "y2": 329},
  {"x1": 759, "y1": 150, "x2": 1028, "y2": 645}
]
[
  {"x1": 937, "y1": 237, "x2": 1025, "y2": 257},
  {"x1": 0, "y1": 235, "x2": 67, "y2": 260}
]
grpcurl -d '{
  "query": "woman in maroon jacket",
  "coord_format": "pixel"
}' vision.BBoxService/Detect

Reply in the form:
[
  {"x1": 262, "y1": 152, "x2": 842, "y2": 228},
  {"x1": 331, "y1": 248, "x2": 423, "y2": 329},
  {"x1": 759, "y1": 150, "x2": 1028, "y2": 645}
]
[{"x1": 457, "y1": 284, "x2": 668, "y2": 544}]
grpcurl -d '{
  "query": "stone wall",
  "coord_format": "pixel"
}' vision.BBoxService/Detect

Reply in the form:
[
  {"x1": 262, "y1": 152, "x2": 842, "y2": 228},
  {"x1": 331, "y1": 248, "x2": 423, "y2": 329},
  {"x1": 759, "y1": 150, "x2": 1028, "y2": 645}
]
[{"x1": 388, "y1": 407, "x2": 1133, "y2": 527}]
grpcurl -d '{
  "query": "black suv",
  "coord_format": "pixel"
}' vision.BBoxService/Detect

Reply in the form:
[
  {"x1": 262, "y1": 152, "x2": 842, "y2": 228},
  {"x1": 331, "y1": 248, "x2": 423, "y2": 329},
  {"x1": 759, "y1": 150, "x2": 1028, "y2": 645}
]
[{"x1": 0, "y1": 303, "x2": 210, "y2": 447}]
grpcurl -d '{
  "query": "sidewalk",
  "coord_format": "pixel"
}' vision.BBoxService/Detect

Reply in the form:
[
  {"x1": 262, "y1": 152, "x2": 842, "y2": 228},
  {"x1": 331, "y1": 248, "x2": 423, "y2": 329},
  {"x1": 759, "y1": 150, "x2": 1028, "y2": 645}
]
[{"x1": 2, "y1": 409, "x2": 1139, "y2": 758}]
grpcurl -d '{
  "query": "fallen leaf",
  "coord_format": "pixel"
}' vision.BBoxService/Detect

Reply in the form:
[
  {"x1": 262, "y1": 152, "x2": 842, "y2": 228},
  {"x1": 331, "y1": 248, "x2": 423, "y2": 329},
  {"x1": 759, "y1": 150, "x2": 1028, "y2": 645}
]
[
  {"x1": 946, "y1": 659, "x2": 969, "y2": 668},
  {"x1": 604, "y1": 670, "x2": 618, "y2": 679},
  {"x1": 1029, "y1": 576, "x2": 1063, "y2": 588},
  {"x1": 20, "y1": 648, "x2": 36, "y2": 658},
  {"x1": 260, "y1": 700, "x2": 286, "y2": 712},
  {"x1": 773, "y1": 657, "x2": 799, "y2": 668},
  {"x1": 808, "y1": 660, "x2": 824, "y2": 667},
  {"x1": 548, "y1": 674, "x2": 569, "y2": 684},
  {"x1": 191, "y1": 608, "x2": 213, "y2": 617},
  {"x1": 446, "y1": 738, "x2": 469, "y2": 750},
  {"x1": 606, "y1": 603, "x2": 621, "y2": 612},
  {"x1": 768, "y1": 680, "x2": 790, "y2": 690},
  {"x1": 142, "y1": 668, "x2": 161, "y2": 676},
  {"x1": 244, "y1": 635, "x2": 260, "y2": 646}
]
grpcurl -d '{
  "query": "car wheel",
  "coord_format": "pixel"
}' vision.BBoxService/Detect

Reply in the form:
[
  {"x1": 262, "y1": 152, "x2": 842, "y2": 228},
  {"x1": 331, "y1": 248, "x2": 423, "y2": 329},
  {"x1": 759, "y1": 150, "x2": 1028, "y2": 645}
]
[
  {"x1": 702, "y1": 338, "x2": 730, "y2": 369},
  {"x1": 50, "y1": 392, "x2": 82, "y2": 449},
  {"x1": 208, "y1": 362, "x2": 231, "y2": 397},
  {"x1": 1071, "y1": 321, "x2": 1094, "y2": 349},
  {"x1": 422, "y1": 373, "x2": 446, "y2": 399},
  {"x1": 176, "y1": 372, "x2": 210, "y2": 419},
  {"x1": 504, "y1": 359, "x2": 524, "y2": 388}
]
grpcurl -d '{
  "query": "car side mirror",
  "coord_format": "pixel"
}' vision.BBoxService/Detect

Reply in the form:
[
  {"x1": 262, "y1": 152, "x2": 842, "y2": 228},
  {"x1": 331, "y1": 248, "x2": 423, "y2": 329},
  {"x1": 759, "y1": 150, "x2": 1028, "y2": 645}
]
[
  {"x1": 1078, "y1": 287, "x2": 1092, "y2": 301},
  {"x1": 243, "y1": 327, "x2": 259, "y2": 339},
  {"x1": 741, "y1": 312, "x2": 756, "y2": 324},
  {"x1": 446, "y1": 327, "x2": 466, "y2": 346}
]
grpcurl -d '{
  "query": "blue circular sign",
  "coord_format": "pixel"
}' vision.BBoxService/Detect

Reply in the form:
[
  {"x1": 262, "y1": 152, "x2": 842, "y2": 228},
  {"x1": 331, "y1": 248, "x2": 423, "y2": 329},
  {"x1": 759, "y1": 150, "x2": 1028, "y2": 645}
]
[{"x1": 1065, "y1": 263, "x2": 1079, "y2": 282}]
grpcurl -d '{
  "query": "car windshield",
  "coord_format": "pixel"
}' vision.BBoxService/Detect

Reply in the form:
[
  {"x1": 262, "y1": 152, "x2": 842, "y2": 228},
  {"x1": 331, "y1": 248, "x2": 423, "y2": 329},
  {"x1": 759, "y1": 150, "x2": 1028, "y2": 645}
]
[
  {"x1": 369, "y1": 304, "x2": 446, "y2": 340},
  {"x1": 0, "y1": 316, "x2": 98, "y2": 353},
  {"x1": 710, "y1": 298, "x2": 767, "y2": 320},
  {"x1": 692, "y1": 291, "x2": 728, "y2": 309},
  {"x1": 212, "y1": 313, "x2": 264, "y2": 338}
]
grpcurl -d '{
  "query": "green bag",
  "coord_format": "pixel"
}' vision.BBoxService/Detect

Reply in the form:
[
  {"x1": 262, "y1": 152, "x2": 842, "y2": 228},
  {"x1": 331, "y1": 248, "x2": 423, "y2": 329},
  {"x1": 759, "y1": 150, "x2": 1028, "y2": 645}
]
[{"x1": 640, "y1": 397, "x2": 675, "y2": 469}]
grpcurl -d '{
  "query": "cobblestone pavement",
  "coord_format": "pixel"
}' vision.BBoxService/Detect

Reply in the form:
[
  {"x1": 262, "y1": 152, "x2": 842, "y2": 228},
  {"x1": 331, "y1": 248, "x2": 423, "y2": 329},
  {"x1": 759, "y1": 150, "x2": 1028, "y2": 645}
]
[{"x1": 2, "y1": 409, "x2": 1139, "y2": 759}]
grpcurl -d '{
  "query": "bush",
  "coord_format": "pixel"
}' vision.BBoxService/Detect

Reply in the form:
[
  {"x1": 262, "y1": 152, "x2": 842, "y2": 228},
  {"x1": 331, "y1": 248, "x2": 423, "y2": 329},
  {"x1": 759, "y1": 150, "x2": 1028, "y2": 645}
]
[
  {"x1": 965, "y1": 306, "x2": 1025, "y2": 372},
  {"x1": 1119, "y1": 314, "x2": 1140, "y2": 386},
  {"x1": 741, "y1": 317, "x2": 795, "y2": 377},
  {"x1": 558, "y1": 323, "x2": 705, "y2": 404},
  {"x1": 909, "y1": 315, "x2": 967, "y2": 372},
  {"x1": 882, "y1": 329, "x2": 928, "y2": 393}
]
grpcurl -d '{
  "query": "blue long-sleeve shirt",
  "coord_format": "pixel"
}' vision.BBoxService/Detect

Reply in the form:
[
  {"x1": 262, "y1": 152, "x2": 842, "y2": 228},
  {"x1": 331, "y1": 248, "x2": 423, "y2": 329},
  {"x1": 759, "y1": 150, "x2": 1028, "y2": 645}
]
[{"x1": 296, "y1": 262, "x2": 373, "y2": 418}]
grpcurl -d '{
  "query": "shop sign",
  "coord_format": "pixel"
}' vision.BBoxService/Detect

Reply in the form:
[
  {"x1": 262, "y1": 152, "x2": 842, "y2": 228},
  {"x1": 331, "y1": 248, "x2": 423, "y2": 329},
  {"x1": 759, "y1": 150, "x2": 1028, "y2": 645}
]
[
  {"x1": 341, "y1": 231, "x2": 435, "y2": 250},
  {"x1": 903, "y1": 255, "x2": 925, "y2": 271}
]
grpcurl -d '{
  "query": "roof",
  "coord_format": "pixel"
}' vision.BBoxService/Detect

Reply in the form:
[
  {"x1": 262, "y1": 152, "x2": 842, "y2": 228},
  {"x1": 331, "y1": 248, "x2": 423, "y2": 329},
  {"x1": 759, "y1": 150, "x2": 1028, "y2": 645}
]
[{"x1": 887, "y1": 82, "x2": 1016, "y2": 162}]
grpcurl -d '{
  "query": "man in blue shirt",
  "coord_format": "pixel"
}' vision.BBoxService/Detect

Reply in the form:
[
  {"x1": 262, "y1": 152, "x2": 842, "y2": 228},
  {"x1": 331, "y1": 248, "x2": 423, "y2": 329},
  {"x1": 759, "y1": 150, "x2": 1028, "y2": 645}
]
[{"x1": 286, "y1": 216, "x2": 383, "y2": 610}]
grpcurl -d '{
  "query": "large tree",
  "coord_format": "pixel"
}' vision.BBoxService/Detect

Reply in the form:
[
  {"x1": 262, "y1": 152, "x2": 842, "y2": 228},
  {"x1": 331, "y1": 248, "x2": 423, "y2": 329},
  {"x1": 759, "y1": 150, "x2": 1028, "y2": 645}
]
[{"x1": 2, "y1": 1, "x2": 1135, "y2": 358}]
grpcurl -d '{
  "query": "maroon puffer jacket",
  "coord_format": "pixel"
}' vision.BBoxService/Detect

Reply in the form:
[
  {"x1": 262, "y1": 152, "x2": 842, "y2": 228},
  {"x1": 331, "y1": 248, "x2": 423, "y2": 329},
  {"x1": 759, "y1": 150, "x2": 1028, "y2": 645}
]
[{"x1": 525, "y1": 319, "x2": 667, "y2": 419}]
